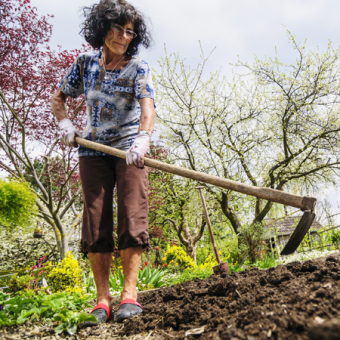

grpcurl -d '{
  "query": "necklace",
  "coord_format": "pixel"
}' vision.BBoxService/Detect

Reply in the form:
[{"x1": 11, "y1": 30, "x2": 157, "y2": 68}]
[{"x1": 103, "y1": 54, "x2": 125, "y2": 80}]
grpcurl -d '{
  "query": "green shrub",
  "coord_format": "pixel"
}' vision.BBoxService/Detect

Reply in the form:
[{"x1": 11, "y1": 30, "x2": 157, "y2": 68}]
[
  {"x1": 0, "y1": 179, "x2": 37, "y2": 229},
  {"x1": 8, "y1": 274, "x2": 33, "y2": 293},
  {"x1": 330, "y1": 230, "x2": 340, "y2": 245},
  {"x1": 47, "y1": 252, "x2": 82, "y2": 294},
  {"x1": 162, "y1": 245, "x2": 196, "y2": 270},
  {"x1": 238, "y1": 222, "x2": 266, "y2": 263},
  {"x1": 8, "y1": 257, "x2": 53, "y2": 294}
]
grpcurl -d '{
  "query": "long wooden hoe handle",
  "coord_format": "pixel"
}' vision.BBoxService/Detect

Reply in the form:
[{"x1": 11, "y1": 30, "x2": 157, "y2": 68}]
[{"x1": 75, "y1": 137, "x2": 316, "y2": 211}]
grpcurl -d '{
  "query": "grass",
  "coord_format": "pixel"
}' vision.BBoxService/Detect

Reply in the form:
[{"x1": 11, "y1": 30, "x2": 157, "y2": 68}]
[{"x1": 163, "y1": 267, "x2": 213, "y2": 286}]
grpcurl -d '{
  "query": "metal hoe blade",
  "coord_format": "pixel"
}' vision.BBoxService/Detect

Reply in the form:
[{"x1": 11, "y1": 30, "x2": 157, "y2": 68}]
[{"x1": 280, "y1": 211, "x2": 316, "y2": 255}]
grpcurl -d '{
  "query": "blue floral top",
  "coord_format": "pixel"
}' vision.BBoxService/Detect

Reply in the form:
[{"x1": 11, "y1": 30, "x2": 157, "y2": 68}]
[{"x1": 59, "y1": 50, "x2": 155, "y2": 156}]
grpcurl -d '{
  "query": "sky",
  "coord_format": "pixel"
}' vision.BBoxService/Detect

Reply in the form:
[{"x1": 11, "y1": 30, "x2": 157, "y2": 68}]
[
  {"x1": 30, "y1": 0, "x2": 340, "y2": 222},
  {"x1": 30, "y1": 0, "x2": 340, "y2": 76}
]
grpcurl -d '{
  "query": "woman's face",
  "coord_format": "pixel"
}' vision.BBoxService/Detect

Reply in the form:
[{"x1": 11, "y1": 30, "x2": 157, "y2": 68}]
[{"x1": 104, "y1": 22, "x2": 135, "y2": 56}]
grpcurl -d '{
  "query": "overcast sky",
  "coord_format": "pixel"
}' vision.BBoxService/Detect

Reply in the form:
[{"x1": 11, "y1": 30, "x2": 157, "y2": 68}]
[
  {"x1": 30, "y1": 0, "x2": 340, "y2": 76},
  {"x1": 30, "y1": 0, "x2": 340, "y2": 221}
]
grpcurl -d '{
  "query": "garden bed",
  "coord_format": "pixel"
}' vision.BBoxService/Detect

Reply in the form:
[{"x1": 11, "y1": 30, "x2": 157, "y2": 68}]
[{"x1": 2, "y1": 253, "x2": 340, "y2": 339}]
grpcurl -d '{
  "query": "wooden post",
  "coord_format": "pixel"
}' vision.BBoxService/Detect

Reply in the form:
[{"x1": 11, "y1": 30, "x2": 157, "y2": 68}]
[{"x1": 196, "y1": 186, "x2": 221, "y2": 264}]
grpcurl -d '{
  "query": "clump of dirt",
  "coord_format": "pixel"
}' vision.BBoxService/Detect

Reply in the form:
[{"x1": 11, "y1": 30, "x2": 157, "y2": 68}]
[{"x1": 117, "y1": 253, "x2": 340, "y2": 339}]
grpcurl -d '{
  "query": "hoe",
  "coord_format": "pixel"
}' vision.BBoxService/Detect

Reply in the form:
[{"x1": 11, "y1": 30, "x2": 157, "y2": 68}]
[{"x1": 75, "y1": 137, "x2": 317, "y2": 262}]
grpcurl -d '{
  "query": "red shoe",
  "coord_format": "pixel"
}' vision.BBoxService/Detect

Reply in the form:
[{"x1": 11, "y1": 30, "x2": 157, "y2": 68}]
[{"x1": 116, "y1": 299, "x2": 143, "y2": 323}]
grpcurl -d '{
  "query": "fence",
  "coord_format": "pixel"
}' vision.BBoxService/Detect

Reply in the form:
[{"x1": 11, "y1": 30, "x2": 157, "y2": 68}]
[{"x1": 296, "y1": 243, "x2": 339, "y2": 254}]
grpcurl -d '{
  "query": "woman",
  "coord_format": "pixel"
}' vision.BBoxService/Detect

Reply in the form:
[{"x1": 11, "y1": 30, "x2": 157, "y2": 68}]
[{"x1": 51, "y1": 0, "x2": 156, "y2": 325}]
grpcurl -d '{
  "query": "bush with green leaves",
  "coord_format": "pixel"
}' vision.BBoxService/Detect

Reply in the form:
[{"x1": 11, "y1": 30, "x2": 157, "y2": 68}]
[
  {"x1": 162, "y1": 245, "x2": 196, "y2": 270},
  {"x1": 0, "y1": 227, "x2": 60, "y2": 272},
  {"x1": 8, "y1": 256, "x2": 53, "y2": 294},
  {"x1": 330, "y1": 230, "x2": 340, "y2": 245},
  {"x1": 8, "y1": 274, "x2": 34, "y2": 293},
  {"x1": 238, "y1": 222, "x2": 267, "y2": 264},
  {"x1": 0, "y1": 179, "x2": 37, "y2": 229},
  {"x1": 196, "y1": 230, "x2": 238, "y2": 266},
  {"x1": 47, "y1": 251, "x2": 82, "y2": 294}
]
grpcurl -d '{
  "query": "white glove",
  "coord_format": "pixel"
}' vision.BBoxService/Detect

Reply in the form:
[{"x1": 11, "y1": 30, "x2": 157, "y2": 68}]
[
  {"x1": 58, "y1": 118, "x2": 80, "y2": 147},
  {"x1": 126, "y1": 132, "x2": 150, "y2": 168}
]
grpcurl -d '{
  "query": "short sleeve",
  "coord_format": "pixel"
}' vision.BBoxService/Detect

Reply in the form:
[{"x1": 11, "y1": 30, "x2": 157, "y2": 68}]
[
  {"x1": 59, "y1": 56, "x2": 85, "y2": 98},
  {"x1": 134, "y1": 61, "x2": 155, "y2": 102}
]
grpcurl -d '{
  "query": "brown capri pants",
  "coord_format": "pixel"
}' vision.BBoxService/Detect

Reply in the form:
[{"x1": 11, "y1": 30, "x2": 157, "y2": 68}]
[{"x1": 79, "y1": 155, "x2": 150, "y2": 255}]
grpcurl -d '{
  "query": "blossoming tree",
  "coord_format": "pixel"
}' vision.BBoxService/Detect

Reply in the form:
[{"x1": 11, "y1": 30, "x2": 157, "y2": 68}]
[
  {"x1": 155, "y1": 37, "x2": 340, "y2": 240},
  {"x1": 0, "y1": 0, "x2": 86, "y2": 258}
]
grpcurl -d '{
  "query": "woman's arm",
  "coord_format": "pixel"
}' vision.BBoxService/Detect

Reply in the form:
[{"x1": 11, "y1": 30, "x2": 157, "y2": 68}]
[
  {"x1": 51, "y1": 89, "x2": 79, "y2": 147},
  {"x1": 51, "y1": 89, "x2": 69, "y2": 122},
  {"x1": 138, "y1": 97, "x2": 156, "y2": 136}
]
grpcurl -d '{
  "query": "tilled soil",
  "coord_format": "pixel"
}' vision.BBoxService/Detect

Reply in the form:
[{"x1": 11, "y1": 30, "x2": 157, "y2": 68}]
[
  {"x1": 118, "y1": 253, "x2": 340, "y2": 340},
  {"x1": 2, "y1": 253, "x2": 340, "y2": 339}
]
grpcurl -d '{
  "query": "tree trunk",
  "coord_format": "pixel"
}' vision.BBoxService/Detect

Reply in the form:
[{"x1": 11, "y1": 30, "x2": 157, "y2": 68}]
[
  {"x1": 185, "y1": 240, "x2": 197, "y2": 264},
  {"x1": 220, "y1": 193, "x2": 242, "y2": 234}
]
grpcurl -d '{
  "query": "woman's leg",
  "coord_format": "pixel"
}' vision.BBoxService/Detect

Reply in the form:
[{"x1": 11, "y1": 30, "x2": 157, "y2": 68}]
[
  {"x1": 120, "y1": 246, "x2": 142, "y2": 302},
  {"x1": 79, "y1": 156, "x2": 116, "y2": 308},
  {"x1": 115, "y1": 158, "x2": 150, "y2": 303},
  {"x1": 89, "y1": 252, "x2": 113, "y2": 307}
]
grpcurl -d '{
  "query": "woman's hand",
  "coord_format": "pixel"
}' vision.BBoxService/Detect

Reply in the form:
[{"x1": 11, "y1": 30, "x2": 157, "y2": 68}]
[
  {"x1": 126, "y1": 97, "x2": 155, "y2": 168},
  {"x1": 51, "y1": 89, "x2": 80, "y2": 147},
  {"x1": 58, "y1": 118, "x2": 80, "y2": 147},
  {"x1": 126, "y1": 133, "x2": 150, "y2": 168}
]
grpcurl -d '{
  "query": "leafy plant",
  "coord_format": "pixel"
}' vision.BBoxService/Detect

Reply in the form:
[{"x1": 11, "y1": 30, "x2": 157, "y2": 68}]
[
  {"x1": 137, "y1": 262, "x2": 166, "y2": 290},
  {"x1": 0, "y1": 290, "x2": 92, "y2": 334},
  {"x1": 8, "y1": 275, "x2": 33, "y2": 293},
  {"x1": 0, "y1": 291, "x2": 11, "y2": 309},
  {"x1": 8, "y1": 256, "x2": 53, "y2": 294},
  {"x1": 162, "y1": 245, "x2": 196, "y2": 270},
  {"x1": 54, "y1": 310, "x2": 95, "y2": 335},
  {"x1": 252, "y1": 254, "x2": 277, "y2": 269},
  {"x1": 82, "y1": 271, "x2": 96, "y2": 295},
  {"x1": 47, "y1": 251, "x2": 82, "y2": 294},
  {"x1": 108, "y1": 268, "x2": 125, "y2": 293}
]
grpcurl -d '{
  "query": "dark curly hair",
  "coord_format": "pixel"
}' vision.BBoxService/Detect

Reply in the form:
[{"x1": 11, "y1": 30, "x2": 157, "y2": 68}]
[{"x1": 81, "y1": 0, "x2": 152, "y2": 55}]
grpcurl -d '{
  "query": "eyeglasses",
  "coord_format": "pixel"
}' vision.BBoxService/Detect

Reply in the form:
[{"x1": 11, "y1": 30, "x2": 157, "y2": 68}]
[{"x1": 111, "y1": 24, "x2": 137, "y2": 40}]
